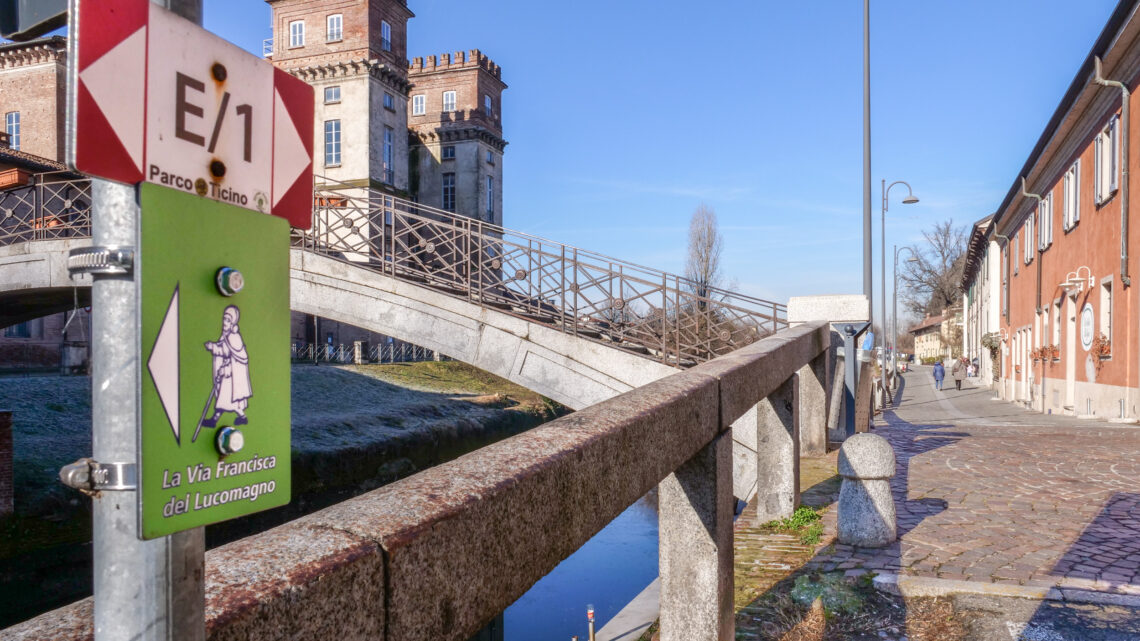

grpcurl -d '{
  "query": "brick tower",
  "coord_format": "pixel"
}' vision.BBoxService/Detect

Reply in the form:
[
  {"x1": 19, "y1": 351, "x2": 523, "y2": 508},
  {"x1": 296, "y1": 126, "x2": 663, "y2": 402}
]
[
  {"x1": 266, "y1": 0, "x2": 414, "y2": 192},
  {"x1": 407, "y1": 51, "x2": 507, "y2": 224}
]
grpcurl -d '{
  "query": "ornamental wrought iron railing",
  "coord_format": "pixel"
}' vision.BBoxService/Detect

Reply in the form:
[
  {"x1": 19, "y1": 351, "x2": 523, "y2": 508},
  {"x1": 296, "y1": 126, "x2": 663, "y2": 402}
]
[
  {"x1": 301, "y1": 177, "x2": 786, "y2": 366},
  {"x1": 0, "y1": 173, "x2": 91, "y2": 246},
  {"x1": 0, "y1": 174, "x2": 787, "y2": 366}
]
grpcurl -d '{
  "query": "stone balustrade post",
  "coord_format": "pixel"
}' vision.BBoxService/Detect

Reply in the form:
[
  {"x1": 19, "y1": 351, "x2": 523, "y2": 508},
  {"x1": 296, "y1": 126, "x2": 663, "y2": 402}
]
[
  {"x1": 0, "y1": 410, "x2": 10, "y2": 517},
  {"x1": 752, "y1": 376, "x2": 799, "y2": 523},
  {"x1": 659, "y1": 432, "x2": 734, "y2": 641},
  {"x1": 797, "y1": 351, "x2": 828, "y2": 457}
]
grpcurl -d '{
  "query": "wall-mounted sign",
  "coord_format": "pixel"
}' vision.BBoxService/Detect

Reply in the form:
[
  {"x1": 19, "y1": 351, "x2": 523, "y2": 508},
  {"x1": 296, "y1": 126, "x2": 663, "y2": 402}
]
[
  {"x1": 68, "y1": 0, "x2": 314, "y2": 228},
  {"x1": 139, "y1": 184, "x2": 291, "y2": 539},
  {"x1": 1080, "y1": 303, "x2": 1095, "y2": 351}
]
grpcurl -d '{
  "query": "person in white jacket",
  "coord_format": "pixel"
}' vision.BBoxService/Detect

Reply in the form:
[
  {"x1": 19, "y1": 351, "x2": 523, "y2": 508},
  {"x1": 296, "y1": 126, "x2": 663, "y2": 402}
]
[{"x1": 201, "y1": 305, "x2": 252, "y2": 427}]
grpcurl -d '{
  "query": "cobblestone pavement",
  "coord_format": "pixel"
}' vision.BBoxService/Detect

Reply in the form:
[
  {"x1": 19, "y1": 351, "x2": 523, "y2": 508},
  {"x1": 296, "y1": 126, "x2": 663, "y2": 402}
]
[{"x1": 806, "y1": 366, "x2": 1140, "y2": 597}]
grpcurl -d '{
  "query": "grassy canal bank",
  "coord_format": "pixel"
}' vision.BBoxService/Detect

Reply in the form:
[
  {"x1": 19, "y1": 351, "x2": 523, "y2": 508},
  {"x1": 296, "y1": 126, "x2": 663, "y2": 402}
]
[{"x1": 0, "y1": 361, "x2": 568, "y2": 628}]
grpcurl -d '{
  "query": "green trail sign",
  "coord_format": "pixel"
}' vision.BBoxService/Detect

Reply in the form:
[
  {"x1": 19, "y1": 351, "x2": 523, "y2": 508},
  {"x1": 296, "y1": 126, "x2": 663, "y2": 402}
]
[{"x1": 139, "y1": 183, "x2": 290, "y2": 539}]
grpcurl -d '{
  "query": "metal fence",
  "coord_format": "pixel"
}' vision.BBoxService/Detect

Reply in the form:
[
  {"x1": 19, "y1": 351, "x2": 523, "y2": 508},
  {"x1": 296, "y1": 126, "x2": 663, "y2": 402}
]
[
  {"x1": 0, "y1": 173, "x2": 91, "y2": 246},
  {"x1": 1, "y1": 173, "x2": 788, "y2": 367},
  {"x1": 291, "y1": 342, "x2": 445, "y2": 364}
]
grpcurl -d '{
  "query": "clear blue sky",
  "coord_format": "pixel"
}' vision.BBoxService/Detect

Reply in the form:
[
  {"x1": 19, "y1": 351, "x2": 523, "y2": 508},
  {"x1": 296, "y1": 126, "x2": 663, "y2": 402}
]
[{"x1": 204, "y1": 0, "x2": 1117, "y2": 315}]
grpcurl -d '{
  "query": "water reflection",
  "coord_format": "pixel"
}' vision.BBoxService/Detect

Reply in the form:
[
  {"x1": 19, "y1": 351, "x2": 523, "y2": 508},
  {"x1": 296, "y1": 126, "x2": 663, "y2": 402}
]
[{"x1": 504, "y1": 492, "x2": 659, "y2": 641}]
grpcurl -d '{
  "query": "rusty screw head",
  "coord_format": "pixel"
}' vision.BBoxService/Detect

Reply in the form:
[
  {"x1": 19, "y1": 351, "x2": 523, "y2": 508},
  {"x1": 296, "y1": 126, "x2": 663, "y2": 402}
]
[
  {"x1": 211, "y1": 63, "x2": 227, "y2": 82},
  {"x1": 210, "y1": 160, "x2": 226, "y2": 178}
]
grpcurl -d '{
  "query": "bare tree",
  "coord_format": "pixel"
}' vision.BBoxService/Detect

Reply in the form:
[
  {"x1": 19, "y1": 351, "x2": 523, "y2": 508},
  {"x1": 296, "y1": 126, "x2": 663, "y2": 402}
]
[
  {"x1": 684, "y1": 204, "x2": 724, "y2": 306},
  {"x1": 899, "y1": 219, "x2": 967, "y2": 316}
]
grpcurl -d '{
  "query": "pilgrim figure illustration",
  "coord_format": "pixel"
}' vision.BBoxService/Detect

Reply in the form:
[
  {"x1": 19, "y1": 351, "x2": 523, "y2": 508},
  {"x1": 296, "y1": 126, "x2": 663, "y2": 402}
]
[{"x1": 197, "y1": 305, "x2": 252, "y2": 433}]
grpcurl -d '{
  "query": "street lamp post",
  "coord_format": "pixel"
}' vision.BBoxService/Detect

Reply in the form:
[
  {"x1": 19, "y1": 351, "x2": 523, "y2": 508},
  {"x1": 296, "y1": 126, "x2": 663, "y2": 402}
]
[
  {"x1": 893, "y1": 245, "x2": 919, "y2": 379},
  {"x1": 881, "y1": 180, "x2": 918, "y2": 405}
]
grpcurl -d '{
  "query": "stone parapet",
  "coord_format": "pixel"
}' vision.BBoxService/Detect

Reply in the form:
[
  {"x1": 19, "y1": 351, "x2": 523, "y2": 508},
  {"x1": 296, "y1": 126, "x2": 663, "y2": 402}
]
[{"x1": 787, "y1": 294, "x2": 870, "y2": 324}]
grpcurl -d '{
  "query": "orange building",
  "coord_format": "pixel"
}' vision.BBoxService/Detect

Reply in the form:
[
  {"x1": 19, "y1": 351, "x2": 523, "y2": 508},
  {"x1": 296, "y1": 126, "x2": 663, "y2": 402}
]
[{"x1": 962, "y1": 0, "x2": 1140, "y2": 419}]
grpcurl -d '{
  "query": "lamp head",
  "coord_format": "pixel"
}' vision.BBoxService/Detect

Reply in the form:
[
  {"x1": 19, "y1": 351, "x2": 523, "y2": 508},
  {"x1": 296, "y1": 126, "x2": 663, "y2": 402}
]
[{"x1": 902, "y1": 195, "x2": 919, "y2": 205}]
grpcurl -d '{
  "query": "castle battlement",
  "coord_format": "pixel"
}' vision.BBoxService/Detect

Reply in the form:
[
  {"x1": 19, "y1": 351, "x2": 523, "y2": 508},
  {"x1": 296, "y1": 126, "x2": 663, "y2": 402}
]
[
  {"x1": 0, "y1": 37, "x2": 66, "y2": 70},
  {"x1": 408, "y1": 49, "x2": 501, "y2": 79}
]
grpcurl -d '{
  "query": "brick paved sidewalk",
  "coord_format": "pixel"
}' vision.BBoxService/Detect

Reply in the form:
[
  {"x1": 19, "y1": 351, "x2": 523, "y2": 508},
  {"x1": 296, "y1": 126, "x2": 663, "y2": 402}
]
[{"x1": 804, "y1": 367, "x2": 1140, "y2": 598}]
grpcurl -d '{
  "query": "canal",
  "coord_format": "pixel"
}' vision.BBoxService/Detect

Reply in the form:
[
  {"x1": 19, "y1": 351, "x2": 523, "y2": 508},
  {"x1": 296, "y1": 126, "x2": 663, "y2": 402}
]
[{"x1": 504, "y1": 491, "x2": 659, "y2": 641}]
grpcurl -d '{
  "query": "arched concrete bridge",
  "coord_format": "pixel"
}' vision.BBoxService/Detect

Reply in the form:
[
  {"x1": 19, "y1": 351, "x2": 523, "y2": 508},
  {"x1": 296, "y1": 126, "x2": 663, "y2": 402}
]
[{"x1": 0, "y1": 176, "x2": 794, "y2": 500}]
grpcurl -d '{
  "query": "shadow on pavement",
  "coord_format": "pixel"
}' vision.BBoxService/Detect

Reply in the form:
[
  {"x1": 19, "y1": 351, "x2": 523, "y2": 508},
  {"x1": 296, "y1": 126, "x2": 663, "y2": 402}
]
[{"x1": 1010, "y1": 492, "x2": 1140, "y2": 640}]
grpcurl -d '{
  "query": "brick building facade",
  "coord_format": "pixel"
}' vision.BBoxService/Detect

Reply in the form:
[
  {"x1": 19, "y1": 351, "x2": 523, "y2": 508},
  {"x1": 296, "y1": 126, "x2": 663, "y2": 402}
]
[
  {"x1": 961, "y1": 0, "x2": 1140, "y2": 419},
  {"x1": 407, "y1": 51, "x2": 506, "y2": 225},
  {"x1": 0, "y1": 37, "x2": 66, "y2": 162},
  {"x1": 264, "y1": 0, "x2": 507, "y2": 347}
]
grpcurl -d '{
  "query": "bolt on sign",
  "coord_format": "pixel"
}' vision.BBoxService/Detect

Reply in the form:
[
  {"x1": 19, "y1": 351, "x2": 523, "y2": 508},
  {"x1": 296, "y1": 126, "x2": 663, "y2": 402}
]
[{"x1": 67, "y1": 0, "x2": 313, "y2": 538}]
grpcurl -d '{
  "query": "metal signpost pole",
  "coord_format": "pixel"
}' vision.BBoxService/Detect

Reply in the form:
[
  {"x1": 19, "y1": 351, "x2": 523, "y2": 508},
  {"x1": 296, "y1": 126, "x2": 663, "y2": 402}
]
[{"x1": 86, "y1": 3, "x2": 203, "y2": 640}]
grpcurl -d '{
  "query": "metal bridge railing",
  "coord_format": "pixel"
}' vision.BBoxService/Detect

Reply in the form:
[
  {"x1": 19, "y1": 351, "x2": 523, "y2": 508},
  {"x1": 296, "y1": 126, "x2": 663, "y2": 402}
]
[
  {"x1": 291, "y1": 342, "x2": 446, "y2": 364},
  {"x1": 302, "y1": 176, "x2": 787, "y2": 366},
  {"x1": 0, "y1": 173, "x2": 788, "y2": 366}
]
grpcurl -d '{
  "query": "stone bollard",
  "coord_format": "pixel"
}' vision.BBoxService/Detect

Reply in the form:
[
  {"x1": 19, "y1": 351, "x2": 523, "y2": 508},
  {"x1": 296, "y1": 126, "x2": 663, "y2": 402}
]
[{"x1": 837, "y1": 433, "x2": 896, "y2": 547}]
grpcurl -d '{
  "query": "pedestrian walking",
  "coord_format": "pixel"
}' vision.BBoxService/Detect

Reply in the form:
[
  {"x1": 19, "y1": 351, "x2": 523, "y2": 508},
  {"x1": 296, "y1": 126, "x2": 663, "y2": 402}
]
[
  {"x1": 933, "y1": 360, "x2": 945, "y2": 390},
  {"x1": 952, "y1": 357, "x2": 967, "y2": 391}
]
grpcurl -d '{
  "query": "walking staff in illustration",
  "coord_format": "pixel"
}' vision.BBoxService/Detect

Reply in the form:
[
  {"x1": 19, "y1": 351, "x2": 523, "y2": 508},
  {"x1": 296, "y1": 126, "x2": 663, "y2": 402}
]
[{"x1": 193, "y1": 305, "x2": 252, "y2": 442}]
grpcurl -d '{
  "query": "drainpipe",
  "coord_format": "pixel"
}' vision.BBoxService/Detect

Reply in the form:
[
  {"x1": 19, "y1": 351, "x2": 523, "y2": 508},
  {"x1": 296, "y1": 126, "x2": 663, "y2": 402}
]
[
  {"x1": 1095, "y1": 55, "x2": 1131, "y2": 287},
  {"x1": 1020, "y1": 178, "x2": 1047, "y2": 412}
]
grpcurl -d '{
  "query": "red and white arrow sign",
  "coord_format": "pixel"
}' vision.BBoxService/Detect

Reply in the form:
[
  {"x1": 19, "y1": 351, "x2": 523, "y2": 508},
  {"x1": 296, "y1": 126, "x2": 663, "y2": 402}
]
[{"x1": 69, "y1": 0, "x2": 313, "y2": 229}]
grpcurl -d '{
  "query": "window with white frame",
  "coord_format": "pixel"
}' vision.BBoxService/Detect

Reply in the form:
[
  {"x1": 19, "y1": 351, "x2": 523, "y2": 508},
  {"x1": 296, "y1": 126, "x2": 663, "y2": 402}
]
[
  {"x1": 383, "y1": 92, "x2": 394, "y2": 110},
  {"x1": 1101, "y1": 279, "x2": 1113, "y2": 354},
  {"x1": 442, "y1": 90, "x2": 456, "y2": 113},
  {"x1": 324, "y1": 86, "x2": 340, "y2": 104},
  {"x1": 381, "y1": 20, "x2": 391, "y2": 51},
  {"x1": 5, "y1": 111, "x2": 19, "y2": 150},
  {"x1": 1037, "y1": 193, "x2": 1053, "y2": 250},
  {"x1": 1014, "y1": 235, "x2": 1019, "y2": 275},
  {"x1": 289, "y1": 20, "x2": 305, "y2": 47},
  {"x1": 323, "y1": 120, "x2": 341, "y2": 166},
  {"x1": 486, "y1": 176, "x2": 493, "y2": 216},
  {"x1": 412, "y1": 94, "x2": 425, "y2": 115},
  {"x1": 1023, "y1": 218, "x2": 1034, "y2": 264},
  {"x1": 1063, "y1": 160, "x2": 1080, "y2": 230},
  {"x1": 1002, "y1": 250, "x2": 1009, "y2": 317},
  {"x1": 1095, "y1": 114, "x2": 1120, "y2": 204},
  {"x1": 383, "y1": 126, "x2": 393, "y2": 184},
  {"x1": 326, "y1": 14, "x2": 342, "y2": 42},
  {"x1": 1053, "y1": 300, "x2": 1061, "y2": 347},
  {"x1": 442, "y1": 173, "x2": 455, "y2": 211}
]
